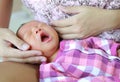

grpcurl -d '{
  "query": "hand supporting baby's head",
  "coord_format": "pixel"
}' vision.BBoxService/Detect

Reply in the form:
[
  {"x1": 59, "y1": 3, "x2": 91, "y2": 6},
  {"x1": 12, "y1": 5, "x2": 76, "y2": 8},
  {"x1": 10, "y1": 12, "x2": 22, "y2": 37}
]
[{"x1": 17, "y1": 20, "x2": 59, "y2": 60}]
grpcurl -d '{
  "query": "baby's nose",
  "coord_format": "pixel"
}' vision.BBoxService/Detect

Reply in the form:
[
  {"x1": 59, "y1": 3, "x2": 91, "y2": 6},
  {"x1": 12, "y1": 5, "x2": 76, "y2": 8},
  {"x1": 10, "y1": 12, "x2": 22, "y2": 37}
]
[
  {"x1": 32, "y1": 27, "x2": 42, "y2": 34},
  {"x1": 35, "y1": 28, "x2": 41, "y2": 34}
]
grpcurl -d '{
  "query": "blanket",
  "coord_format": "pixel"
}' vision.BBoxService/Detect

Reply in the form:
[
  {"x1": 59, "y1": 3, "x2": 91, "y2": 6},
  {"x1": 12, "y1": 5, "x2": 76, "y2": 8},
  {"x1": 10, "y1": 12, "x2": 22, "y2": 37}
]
[{"x1": 40, "y1": 37, "x2": 120, "y2": 82}]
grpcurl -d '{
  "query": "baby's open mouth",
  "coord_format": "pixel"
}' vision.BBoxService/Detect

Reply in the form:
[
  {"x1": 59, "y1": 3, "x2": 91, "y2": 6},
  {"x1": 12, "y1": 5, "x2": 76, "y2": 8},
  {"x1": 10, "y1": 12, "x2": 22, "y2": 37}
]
[{"x1": 40, "y1": 31, "x2": 51, "y2": 42}]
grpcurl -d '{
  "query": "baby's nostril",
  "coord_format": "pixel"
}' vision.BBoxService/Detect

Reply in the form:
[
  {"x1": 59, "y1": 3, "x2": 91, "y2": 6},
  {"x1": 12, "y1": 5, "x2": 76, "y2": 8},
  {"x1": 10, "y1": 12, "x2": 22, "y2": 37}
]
[
  {"x1": 36, "y1": 31, "x2": 38, "y2": 34},
  {"x1": 35, "y1": 29, "x2": 41, "y2": 34},
  {"x1": 39, "y1": 29, "x2": 41, "y2": 31}
]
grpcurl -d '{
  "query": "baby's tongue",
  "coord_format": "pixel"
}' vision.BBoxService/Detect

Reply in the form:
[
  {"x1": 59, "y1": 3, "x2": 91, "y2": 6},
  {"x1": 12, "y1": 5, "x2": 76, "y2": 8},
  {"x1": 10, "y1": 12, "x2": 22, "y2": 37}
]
[{"x1": 41, "y1": 32, "x2": 50, "y2": 42}]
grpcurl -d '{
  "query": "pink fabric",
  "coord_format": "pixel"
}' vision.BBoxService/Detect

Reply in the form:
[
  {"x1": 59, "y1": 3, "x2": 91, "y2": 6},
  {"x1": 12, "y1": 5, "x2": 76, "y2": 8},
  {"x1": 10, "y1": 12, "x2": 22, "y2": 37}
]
[{"x1": 40, "y1": 37, "x2": 120, "y2": 82}]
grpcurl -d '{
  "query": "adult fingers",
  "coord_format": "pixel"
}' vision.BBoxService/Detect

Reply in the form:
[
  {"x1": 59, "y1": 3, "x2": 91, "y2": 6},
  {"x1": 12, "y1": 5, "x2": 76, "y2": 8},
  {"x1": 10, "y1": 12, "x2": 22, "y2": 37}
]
[
  {"x1": 7, "y1": 34, "x2": 30, "y2": 51},
  {"x1": 0, "y1": 29, "x2": 42, "y2": 58},
  {"x1": 0, "y1": 28, "x2": 30, "y2": 50},
  {"x1": 3, "y1": 56, "x2": 47, "y2": 64},
  {"x1": 54, "y1": 25, "x2": 79, "y2": 34},
  {"x1": 51, "y1": 15, "x2": 77, "y2": 27},
  {"x1": 60, "y1": 33, "x2": 86, "y2": 39},
  {"x1": 59, "y1": 6, "x2": 81, "y2": 14},
  {"x1": 3, "y1": 47, "x2": 42, "y2": 58},
  {"x1": 59, "y1": 6, "x2": 96, "y2": 14},
  {"x1": 51, "y1": 6, "x2": 96, "y2": 27}
]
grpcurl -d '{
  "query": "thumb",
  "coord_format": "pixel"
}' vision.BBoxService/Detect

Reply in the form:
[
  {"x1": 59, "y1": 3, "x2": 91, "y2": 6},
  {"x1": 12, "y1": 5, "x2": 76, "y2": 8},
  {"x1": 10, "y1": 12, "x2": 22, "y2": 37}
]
[
  {"x1": 0, "y1": 28, "x2": 30, "y2": 50},
  {"x1": 5, "y1": 30, "x2": 30, "y2": 50},
  {"x1": 9, "y1": 35, "x2": 30, "y2": 50},
  {"x1": 59, "y1": 6, "x2": 81, "y2": 14}
]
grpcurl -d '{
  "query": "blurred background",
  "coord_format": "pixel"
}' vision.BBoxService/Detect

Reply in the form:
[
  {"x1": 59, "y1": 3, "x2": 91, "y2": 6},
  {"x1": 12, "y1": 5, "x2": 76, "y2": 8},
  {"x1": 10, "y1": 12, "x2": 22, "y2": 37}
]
[{"x1": 9, "y1": 0, "x2": 33, "y2": 33}]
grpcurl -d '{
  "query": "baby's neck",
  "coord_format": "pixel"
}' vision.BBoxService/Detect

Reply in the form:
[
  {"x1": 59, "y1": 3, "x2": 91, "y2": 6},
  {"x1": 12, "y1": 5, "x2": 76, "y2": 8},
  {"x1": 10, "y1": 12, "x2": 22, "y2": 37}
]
[{"x1": 48, "y1": 49, "x2": 59, "y2": 62}]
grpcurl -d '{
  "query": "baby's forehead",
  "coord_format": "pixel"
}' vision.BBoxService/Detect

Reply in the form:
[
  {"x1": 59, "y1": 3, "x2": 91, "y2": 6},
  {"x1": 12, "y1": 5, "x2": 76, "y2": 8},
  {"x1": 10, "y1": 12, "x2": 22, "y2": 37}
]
[
  {"x1": 17, "y1": 21, "x2": 36, "y2": 34},
  {"x1": 20, "y1": 21, "x2": 46, "y2": 31},
  {"x1": 25, "y1": 20, "x2": 47, "y2": 27},
  {"x1": 26, "y1": 20, "x2": 40, "y2": 26},
  {"x1": 20, "y1": 21, "x2": 40, "y2": 29}
]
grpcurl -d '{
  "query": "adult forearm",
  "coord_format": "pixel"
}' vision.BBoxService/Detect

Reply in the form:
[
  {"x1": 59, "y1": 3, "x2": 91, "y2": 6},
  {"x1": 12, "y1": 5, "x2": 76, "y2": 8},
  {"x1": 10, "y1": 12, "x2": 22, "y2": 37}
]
[
  {"x1": 0, "y1": 0, "x2": 13, "y2": 28},
  {"x1": 113, "y1": 10, "x2": 120, "y2": 29},
  {"x1": 96, "y1": 9, "x2": 120, "y2": 31}
]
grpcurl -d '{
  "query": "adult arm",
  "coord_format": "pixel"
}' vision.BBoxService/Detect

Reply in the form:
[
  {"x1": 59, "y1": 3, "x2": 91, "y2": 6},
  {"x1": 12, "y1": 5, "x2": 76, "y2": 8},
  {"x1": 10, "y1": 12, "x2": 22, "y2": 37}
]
[
  {"x1": 51, "y1": 6, "x2": 120, "y2": 39},
  {"x1": 0, "y1": 62, "x2": 39, "y2": 82},
  {"x1": 0, "y1": 0, "x2": 13, "y2": 28},
  {"x1": 0, "y1": 0, "x2": 46, "y2": 63}
]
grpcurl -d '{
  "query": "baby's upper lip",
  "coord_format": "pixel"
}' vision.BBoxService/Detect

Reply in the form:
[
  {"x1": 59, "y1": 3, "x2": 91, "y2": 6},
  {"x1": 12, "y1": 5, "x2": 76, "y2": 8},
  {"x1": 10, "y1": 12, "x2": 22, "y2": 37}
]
[{"x1": 38, "y1": 30, "x2": 51, "y2": 43}]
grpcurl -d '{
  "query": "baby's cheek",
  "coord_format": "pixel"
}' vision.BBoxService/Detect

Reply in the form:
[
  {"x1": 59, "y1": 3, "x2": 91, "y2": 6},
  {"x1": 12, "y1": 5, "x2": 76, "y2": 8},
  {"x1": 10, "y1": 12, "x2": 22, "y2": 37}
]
[
  {"x1": 44, "y1": 46, "x2": 56, "y2": 57},
  {"x1": 30, "y1": 44, "x2": 41, "y2": 51}
]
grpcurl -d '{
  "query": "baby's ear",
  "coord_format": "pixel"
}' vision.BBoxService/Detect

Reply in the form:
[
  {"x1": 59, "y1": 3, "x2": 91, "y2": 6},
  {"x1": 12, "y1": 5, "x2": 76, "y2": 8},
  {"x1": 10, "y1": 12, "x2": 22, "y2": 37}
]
[
  {"x1": 118, "y1": 53, "x2": 120, "y2": 57},
  {"x1": 117, "y1": 49, "x2": 120, "y2": 57}
]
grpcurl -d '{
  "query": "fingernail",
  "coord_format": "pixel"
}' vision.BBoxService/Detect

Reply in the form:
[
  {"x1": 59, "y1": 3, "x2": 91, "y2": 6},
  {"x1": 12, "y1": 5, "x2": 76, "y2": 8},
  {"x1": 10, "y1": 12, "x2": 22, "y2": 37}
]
[
  {"x1": 21, "y1": 43, "x2": 30, "y2": 50},
  {"x1": 36, "y1": 51, "x2": 42, "y2": 55},
  {"x1": 41, "y1": 57, "x2": 47, "y2": 62},
  {"x1": 50, "y1": 21, "x2": 54, "y2": 25}
]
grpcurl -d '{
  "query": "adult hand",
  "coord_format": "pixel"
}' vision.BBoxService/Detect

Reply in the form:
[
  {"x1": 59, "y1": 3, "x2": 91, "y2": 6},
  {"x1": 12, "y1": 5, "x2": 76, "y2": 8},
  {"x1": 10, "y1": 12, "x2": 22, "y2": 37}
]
[
  {"x1": 0, "y1": 28, "x2": 46, "y2": 63},
  {"x1": 51, "y1": 6, "x2": 118, "y2": 39}
]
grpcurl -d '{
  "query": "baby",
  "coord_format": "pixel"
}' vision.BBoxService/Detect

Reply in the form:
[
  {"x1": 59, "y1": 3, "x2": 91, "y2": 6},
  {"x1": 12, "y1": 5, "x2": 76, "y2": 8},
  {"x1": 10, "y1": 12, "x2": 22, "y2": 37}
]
[
  {"x1": 17, "y1": 20, "x2": 120, "y2": 61},
  {"x1": 17, "y1": 20, "x2": 120, "y2": 81},
  {"x1": 17, "y1": 20, "x2": 59, "y2": 62}
]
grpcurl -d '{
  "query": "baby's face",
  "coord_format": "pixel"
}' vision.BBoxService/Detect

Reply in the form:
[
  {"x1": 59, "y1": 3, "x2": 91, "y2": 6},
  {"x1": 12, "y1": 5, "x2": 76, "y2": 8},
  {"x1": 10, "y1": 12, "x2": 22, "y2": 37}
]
[{"x1": 17, "y1": 20, "x2": 59, "y2": 57}]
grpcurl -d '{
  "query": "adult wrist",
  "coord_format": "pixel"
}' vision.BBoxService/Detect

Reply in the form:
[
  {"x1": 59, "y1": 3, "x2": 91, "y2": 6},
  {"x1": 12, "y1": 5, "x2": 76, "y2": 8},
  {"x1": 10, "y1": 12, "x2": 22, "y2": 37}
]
[
  {"x1": 113, "y1": 10, "x2": 120, "y2": 29},
  {"x1": 103, "y1": 9, "x2": 120, "y2": 30},
  {"x1": 0, "y1": 26, "x2": 8, "y2": 28}
]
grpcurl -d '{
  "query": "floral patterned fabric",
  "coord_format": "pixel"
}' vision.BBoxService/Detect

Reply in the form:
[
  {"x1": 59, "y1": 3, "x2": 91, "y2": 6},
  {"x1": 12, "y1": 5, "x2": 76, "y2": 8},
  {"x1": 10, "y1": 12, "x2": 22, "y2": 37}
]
[{"x1": 22, "y1": 0, "x2": 120, "y2": 42}]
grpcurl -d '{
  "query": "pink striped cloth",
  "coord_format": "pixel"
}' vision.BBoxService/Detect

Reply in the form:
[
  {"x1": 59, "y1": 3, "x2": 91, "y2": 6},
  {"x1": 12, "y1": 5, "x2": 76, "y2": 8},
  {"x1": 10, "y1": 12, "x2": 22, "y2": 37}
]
[{"x1": 40, "y1": 37, "x2": 120, "y2": 82}]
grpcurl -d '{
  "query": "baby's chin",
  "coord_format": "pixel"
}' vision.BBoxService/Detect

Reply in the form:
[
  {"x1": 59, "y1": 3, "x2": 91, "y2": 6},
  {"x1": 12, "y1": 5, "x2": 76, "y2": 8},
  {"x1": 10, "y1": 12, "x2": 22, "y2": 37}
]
[
  {"x1": 44, "y1": 49, "x2": 58, "y2": 61},
  {"x1": 43, "y1": 51, "x2": 54, "y2": 58}
]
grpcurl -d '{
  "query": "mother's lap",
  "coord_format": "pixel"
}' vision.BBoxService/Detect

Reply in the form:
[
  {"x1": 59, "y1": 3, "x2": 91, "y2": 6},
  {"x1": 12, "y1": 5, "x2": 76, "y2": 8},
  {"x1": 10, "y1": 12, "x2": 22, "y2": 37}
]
[{"x1": 0, "y1": 62, "x2": 39, "y2": 82}]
